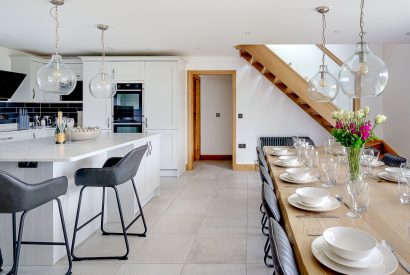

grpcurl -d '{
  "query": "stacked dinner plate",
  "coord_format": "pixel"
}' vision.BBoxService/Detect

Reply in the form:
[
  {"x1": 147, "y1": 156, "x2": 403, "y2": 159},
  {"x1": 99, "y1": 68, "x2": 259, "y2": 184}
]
[
  {"x1": 268, "y1": 146, "x2": 296, "y2": 157},
  {"x1": 273, "y1": 156, "x2": 303, "y2": 168},
  {"x1": 378, "y1": 167, "x2": 410, "y2": 182},
  {"x1": 280, "y1": 168, "x2": 317, "y2": 184},
  {"x1": 287, "y1": 187, "x2": 340, "y2": 212},
  {"x1": 311, "y1": 227, "x2": 398, "y2": 274}
]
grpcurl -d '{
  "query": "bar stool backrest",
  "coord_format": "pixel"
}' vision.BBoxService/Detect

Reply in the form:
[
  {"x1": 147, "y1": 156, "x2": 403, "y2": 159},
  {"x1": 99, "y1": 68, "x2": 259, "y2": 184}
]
[{"x1": 112, "y1": 145, "x2": 148, "y2": 185}]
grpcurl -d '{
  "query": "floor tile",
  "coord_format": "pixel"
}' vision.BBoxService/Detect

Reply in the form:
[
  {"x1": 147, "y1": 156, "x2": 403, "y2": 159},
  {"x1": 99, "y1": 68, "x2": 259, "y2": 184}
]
[
  {"x1": 151, "y1": 213, "x2": 203, "y2": 234},
  {"x1": 166, "y1": 199, "x2": 210, "y2": 215},
  {"x1": 128, "y1": 234, "x2": 195, "y2": 263},
  {"x1": 246, "y1": 263, "x2": 272, "y2": 275},
  {"x1": 214, "y1": 187, "x2": 247, "y2": 200},
  {"x1": 205, "y1": 199, "x2": 247, "y2": 218},
  {"x1": 187, "y1": 235, "x2": 246, "y2": 264},
  {"x1": 247, "y1": 234, "x2": 268, "y2": 264},
  {"x1": 198, "y1": 215, "x2": 247, "y2": 235},
  {"x1": 177, "y1": 186, "x2": 215, "y2": 200},
  {"x1": 117, "y1": 263, "x2": 184, "y2": 275},
  {"x1": 48, "y1": 263, "x2": 123, "y2": 275},
  {"x1": 181, "y1": 264, "x2": 246, "y2": 275}
]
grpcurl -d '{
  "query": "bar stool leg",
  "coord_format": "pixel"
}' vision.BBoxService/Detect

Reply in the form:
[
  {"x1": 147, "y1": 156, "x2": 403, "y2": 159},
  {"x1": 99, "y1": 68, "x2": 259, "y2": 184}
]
[
  {"x1": 55, "y1": 198, "x2": 72, "y2": 275},
  {"x1": 13, "y1": 211, "x2": 28, "y2": 275},
  {"x1": 112, "y1": 186, "x2": 130, "y2": 260},
  {"x1": 71, "y1": 186, "x2": 86, "y2": 261},
  {"x1": 6, "y1": 214, "x2": 17, "y2": 275},
  {"x1": 131, "y1": 179, "x2": 147, "y2": 236},
  {"x1": 263, "y1": 236, "x2": 273, "y2": 268},
  {"x1": 100, "y1": 187, "x2": 106, "y2": 234},
  {"x1": 0, "y1": 247, "x2": 2, "y2": 272}
]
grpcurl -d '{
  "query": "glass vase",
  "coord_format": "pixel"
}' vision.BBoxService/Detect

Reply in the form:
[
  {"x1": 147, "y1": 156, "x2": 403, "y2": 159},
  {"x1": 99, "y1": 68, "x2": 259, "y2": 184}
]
[{"x1": 346, "y1": 147, "x2": 363, "y2": 182}]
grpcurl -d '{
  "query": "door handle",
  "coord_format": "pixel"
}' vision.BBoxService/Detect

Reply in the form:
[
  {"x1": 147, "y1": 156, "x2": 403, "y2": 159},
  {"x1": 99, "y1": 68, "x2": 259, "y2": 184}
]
[
  {"x1": 107, "y1": 117, "x2": 110, "y2": 129},
  {"x1": 145, "y1": 117, "x2": 148, "y2": 129},
  {"x1": 112, "y1": 69, "x2": 115, "y2": 80},
  {"x1": 32, "y1": 89, "x2": 35, "y2": 100}
]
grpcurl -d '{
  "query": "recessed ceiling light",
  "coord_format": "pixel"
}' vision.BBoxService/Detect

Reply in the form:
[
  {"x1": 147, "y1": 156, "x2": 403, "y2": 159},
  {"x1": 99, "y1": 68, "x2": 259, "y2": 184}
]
[
  {"x1": 406, "y1": 32, "x2": 410, "y2": 36},
  {"x1": 244, "y1": 32, "x2": 251, "y2": 35},
  {"x1": 334, "y1": 30, "x2": 341, "y2": 34}
]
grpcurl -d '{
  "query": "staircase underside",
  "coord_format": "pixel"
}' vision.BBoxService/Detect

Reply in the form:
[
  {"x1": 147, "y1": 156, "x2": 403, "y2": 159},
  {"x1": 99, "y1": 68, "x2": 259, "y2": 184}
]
[{"x1": 236, "y1": 45, "x2": 337, "y2": 133}]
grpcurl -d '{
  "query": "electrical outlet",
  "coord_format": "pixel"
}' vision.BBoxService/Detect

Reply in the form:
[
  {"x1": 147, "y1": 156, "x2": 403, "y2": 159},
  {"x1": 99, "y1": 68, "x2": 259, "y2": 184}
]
[
  {"x1": 238, "y1": 143, "x2": 246, "y2": 149},
  {"x1": 216, "y1": 113, "x2": 221, "y2": 117},
  {"x1": 238, "y1": 113, "x2": 243, "y2": 119}
]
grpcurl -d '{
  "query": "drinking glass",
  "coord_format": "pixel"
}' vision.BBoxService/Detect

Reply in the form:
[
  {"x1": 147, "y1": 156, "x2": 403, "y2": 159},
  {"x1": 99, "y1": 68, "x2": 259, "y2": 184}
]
[
  {"x1": 362, "y1": 148, "x2": 380, "y2": 176},
  {"x1": 325, "y1": 136, "x2": 336, "y2": 155},
  {"x1": 346, "y1": 176, "x2": 369, "y2": 218},
  {"x1": 399, "y1": 162, "x2": 410, "y2": 204},
  {"x1": 66, "y1": 118, "x2": 75, "y2": 143},
  {"x1": 321, "y1": 157, "x2": 338, "y2": 187},
  {"x1": 295, "y1": 141, "x2": 307, "y2": 162},
  {"x1": 58, "y1": 117, "x2": 67, "y2": 136}
]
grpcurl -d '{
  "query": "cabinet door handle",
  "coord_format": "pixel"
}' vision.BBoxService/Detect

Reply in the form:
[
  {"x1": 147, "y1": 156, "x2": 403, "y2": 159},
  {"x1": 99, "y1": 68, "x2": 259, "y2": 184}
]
[
  {"x1": 150, "y1": 141, "x2": 153, "y2": 156},
  {"x1": 0, "y1": 137, "x2": 13, "y2": 141},
  {"x1": 145, "y1": 117, "x2": 148, "y2": 129},
  {"x1": 146, "y1": 142, "x2": 150, "y2": 157},
  {"x1": 112, "y1": 69, "x2": 115, "y2": 80},
  {"x1": 32, "y1": 89, "x2": 35, "y2": 100},
  {"x1": 107, "y1": 117, "x2": 110, "y2": 128}
]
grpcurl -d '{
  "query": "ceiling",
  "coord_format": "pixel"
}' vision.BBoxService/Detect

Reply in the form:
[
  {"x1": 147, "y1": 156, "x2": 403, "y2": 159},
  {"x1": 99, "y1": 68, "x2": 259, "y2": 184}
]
[{"x1": 1, "y1": 0, "x2": 409, "y2": 56}]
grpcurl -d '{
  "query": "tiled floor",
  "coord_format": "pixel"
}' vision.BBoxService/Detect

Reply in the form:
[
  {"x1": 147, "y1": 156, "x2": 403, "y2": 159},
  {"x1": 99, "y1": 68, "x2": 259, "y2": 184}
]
[{"x1": 0, "y1": 161, "x2": 270, "y2": 275}]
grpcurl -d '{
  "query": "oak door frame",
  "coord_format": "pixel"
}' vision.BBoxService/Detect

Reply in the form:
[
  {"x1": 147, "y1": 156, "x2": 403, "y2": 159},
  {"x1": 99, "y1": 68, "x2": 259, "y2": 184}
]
[
  {"x1": 193, "y1": 75, "x2": 201, "y2": 161},
  {"x1": 187, "y1": 70, "x2": 237, "y2": 170}
]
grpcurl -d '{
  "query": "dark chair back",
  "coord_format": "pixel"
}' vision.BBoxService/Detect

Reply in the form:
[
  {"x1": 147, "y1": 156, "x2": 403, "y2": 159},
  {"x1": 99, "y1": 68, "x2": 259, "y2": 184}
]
[
  {"x1": 257, "y1": 151, "x2": 268, "y2": 170},
  {"x1": 262, "y1": 182, "x2": 281, "y2": 222},
  {"x1": 256, "y1": 146, "x2": 264, "y2": 157},
  {"x1": 260, "y1": 165, "x2": 274, "y2": 190},
  {"x1": 0, "y1": 171, "x2": 67, "y2": 213},
  {"x1": 382, "y1": 153, "x2": 407, "y2": 167},
  {"x1": 269, "y1": 218, "x2": 299, "y2": 275}
]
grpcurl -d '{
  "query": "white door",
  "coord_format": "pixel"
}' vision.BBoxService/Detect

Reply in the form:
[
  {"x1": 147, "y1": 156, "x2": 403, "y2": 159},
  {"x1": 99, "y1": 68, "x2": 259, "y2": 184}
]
[
  {"x1": 112, "y1": 61, "x2": 144, "y2": 81},
  {"x1": 146, "y1": 130, "x2": 177, "y2": 170},
  {"x1": 83, "y1": 61, "x2": 113, "y2": 130},
  {"x1": 144, "y1": 61, "x2": 177, "y2": 130}
]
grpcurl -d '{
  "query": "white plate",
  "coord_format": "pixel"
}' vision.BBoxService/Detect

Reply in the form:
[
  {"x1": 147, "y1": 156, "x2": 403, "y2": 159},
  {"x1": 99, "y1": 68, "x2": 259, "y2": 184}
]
[
  {"x1": 273, "y1": 160, "x2": 303, "y2": 168},
  {"x1": 377, "y1": 172, "x2": 398, "y2": 182},
  {"x1": 269, "y1": 150, "x2": 296, "y2": 156},
  {"x1": 361, "y1": 160, "x2": 385, "y2": 167},
  {"x1": 280, "y1": 173, "x2": 318, "y2": 184},
  {"x1": 288, "y1": 194, "x2": 340, "y2": 212},
  {"x1": 324, "y1": 244, "x2": 383, "y2": 269},
  {"x1": 312, "y1": 236, "x2": 397, "y2": 275}
]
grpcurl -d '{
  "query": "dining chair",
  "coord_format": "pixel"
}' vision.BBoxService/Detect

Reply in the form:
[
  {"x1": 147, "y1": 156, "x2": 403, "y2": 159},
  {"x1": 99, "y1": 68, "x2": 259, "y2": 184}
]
[
  {"x1": 0, "y1": 171, "x2": 72, "y2": 275},
  {"x1": 262, "y1": 181, "x2": 282, "y2": 268},
  {"x1": 269, "y1": 217, "x2": 300, "y2": 275},
  {"x1": 382, "y1": 153, "x2": 407, "y2": 167},
  {"x1": 259, "y1": 165, "x2": 275, "y2": 235}
]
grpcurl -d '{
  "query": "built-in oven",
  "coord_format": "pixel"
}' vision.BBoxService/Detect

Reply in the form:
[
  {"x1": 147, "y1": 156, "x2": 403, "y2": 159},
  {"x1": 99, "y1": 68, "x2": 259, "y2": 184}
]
[{"x1": 113, "y1": 82, "x2": 143, "y2": 133}]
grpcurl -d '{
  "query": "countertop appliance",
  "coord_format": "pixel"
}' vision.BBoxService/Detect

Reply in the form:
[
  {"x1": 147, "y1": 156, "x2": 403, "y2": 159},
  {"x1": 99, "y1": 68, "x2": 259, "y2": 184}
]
[{"x1": 113, "y1": 82, "x2": 143, "y2": 133}]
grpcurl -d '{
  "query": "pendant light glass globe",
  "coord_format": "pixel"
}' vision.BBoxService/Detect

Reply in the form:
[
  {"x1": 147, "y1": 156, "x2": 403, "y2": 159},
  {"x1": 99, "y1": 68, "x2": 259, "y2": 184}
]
[
  {"x1": 89, "y1": 69, "x2": 116, "y2": 98},
  {"x1": 37, "y1": 54, "x2": 77, "y2": 95},
  {"x1": 338, "y1": 42, "x2": 388, "y2": 98},
  {"x1": 308, "y1": 65, "x2": 339, "y2": 102}
]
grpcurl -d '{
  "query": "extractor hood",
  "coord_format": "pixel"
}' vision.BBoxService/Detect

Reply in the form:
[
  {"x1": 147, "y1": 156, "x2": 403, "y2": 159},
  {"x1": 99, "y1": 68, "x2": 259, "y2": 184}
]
[{"x1": 0, "y1": 70, "x2": 26, "y2": 101}]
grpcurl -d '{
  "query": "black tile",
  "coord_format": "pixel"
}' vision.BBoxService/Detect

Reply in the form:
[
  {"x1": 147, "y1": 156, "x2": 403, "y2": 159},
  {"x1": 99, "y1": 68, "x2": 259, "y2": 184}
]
[{"x1": 6, "y1": 102, "x2": 25, "y2": 108}]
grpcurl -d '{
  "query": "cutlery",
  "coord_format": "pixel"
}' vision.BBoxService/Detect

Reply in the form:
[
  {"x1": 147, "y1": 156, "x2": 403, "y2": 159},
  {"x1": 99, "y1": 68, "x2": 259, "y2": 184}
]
[
  {"x1": 296, "y1": 214, "x2": 339, "y2": 219},
  {"x1": 381, "y1": 240, "x2": 410, "y2": 273},
  {"x1": 335, "y1": 194, "x2": 351, "y2": 209},
  {"x1": 307, "y1": 233, "x2": 322, "y2": 236}
]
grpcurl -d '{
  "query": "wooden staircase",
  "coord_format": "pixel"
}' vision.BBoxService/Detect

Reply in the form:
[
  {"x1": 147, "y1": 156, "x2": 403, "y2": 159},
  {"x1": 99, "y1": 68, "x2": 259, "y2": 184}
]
[
  {"x1": 236, "y1": 44, "x2": 398, "y2": 156},
  {"x1": 236, "y1": 44, "x2": 337, "y2": 132}
]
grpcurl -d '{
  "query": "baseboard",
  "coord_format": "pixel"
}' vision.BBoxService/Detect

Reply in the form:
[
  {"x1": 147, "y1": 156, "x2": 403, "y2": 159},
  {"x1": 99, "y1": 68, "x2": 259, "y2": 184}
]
[
  {"x1": 234, "y1": 163, "x2": 257, "y2": 171},
  {"x1": 160, "y1": 169, "x2": 178, "y2": 177},
  {"x1": 200, "y1": 155, "x2": 233, "y2": 160}
]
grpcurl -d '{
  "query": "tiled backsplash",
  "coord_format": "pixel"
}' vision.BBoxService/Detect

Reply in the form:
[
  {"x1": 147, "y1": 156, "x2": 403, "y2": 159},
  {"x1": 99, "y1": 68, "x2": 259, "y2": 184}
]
[{"x1": 0, "y1": 102, "x2": 83, "y2": 124}]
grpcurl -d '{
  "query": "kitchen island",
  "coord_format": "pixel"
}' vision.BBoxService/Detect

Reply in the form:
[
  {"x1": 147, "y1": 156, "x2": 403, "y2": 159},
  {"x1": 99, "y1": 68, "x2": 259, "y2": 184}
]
[{"x1": 0, "y1": 133, "x2": 160, "y2": 265}]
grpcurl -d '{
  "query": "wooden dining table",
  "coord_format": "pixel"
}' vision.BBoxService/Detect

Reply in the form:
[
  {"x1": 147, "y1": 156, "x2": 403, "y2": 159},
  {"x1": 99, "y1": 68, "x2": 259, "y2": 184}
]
[{"x1": 263, "y1": 146, "x2": 410, "y2": 275}]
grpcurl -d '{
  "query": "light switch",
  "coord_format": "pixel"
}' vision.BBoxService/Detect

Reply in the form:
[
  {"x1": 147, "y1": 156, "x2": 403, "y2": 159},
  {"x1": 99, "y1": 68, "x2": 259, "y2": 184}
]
[
  {"x1": 238, "y1": 113, "x2": 243, "y2": 119},
  {"x1": 216, "y1": 113, "x2": 221, "y2": 117}
]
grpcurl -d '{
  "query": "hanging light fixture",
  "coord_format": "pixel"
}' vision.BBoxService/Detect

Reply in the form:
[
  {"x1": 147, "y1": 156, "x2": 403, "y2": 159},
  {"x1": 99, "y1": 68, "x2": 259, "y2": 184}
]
[
  {"x1": 308, "y1": 6, "x2": 339, "y2": 102},
  {"x1": 37, "y1": 0, "x2": 77, "y2": 95},
  {"x1": 338, "y1": 0, "x2": 388, "y2": 98},
  {"x1": 89, "y1": 24, "x2": 117, "y2": 98}
]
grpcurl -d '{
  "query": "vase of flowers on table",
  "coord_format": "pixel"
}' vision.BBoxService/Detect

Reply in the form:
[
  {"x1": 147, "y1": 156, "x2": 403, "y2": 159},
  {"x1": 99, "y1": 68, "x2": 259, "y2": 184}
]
[{"x1": 331, "y1": 106, "x2": 387, "y2": 217}]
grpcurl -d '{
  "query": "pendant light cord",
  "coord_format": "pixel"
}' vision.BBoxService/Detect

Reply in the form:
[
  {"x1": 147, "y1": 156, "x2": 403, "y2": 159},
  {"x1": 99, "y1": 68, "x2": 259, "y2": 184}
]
[
  {"x1": 50, "y1": 5, "x2": 60, "y2": 56},
  {"x1": 101, "y1": 28, "x2": 105, "y2": 71},
  {"x1": 321, "y1": 12, "x2": 327, "y2": 67},
  {"x1": 359, "y1": 0, "x2": 366, "y2": 44}
]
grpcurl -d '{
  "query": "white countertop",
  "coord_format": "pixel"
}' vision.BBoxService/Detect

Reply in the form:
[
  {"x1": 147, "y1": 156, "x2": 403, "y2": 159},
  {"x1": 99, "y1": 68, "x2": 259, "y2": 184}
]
[{"x1": 0, "y1": 133, "x2": 158, "y2": 162}]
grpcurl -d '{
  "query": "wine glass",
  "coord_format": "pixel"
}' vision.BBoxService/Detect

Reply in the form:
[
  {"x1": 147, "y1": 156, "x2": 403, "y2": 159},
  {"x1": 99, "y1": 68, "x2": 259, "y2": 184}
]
[
  {"x1": 321, "y1": 157, "x2": 338, "y2": 187},
  {"x1": 66, "y1": 118, "x2": 75, "y2": 143},
  {"x1": 399, "y1": 162, "x2": 410, "y2": 204},
  {"x1": 325, "y1": 136, "x2": 336, "y2": 155},
  {"x1": 346, "y1": 176, "x2": 369, "y2": 218},
  {"x1": 362, "y1": 148, "x2": 380, "y2": 176},
  {"x1": 58, "y1": 117, "x2": 67, "y2": 137}
]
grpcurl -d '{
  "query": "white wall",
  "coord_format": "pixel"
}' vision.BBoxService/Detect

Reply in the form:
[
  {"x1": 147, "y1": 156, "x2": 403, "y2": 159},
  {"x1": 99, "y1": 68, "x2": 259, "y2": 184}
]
[
  {"x1": 184, "y1": 52, "x2": 330, "y2": 165},
  {"x1": 382, "y1": 44, "x2": 410, "y2": 158},
  {"x1": 200, "y1": 75, "x2": 232, "y2": 155},
  {"x1": 0, "y1": 46, "x2": 27, "y2": 71}
]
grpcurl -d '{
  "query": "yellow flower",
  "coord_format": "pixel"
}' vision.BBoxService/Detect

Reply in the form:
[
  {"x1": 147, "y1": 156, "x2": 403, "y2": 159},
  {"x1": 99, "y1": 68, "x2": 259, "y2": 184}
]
[
  {"x1": 375, "y1": 114, "x2": 387, "y2": 124},
  {"x1": 364, "y1": 106, "x2": 370, "y2": 115}
]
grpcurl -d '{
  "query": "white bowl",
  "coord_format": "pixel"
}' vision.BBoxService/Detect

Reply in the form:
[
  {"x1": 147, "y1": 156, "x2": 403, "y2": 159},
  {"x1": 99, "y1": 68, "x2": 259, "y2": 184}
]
[
  {"x1": 70, "y1": 129, "x2": 101, "y2": 141},
  {"x1": 286, "y1": 168, "x2": 310, "y2": 181},
  {"x1": 323, "y1": 227, "x2": 378, "y2": 261},
  {"x1": 279, "y1": 156, "x2": 298, "y2": 165},
  {"x1": 384, "y1": 167, "x2": 409, "y2": 179},
  {"x1": 295, "y1": 187, "x2": 328, "y2": 206},
  {"x1": 271, "y1": 147, "x2": 288, "y2": 155}
]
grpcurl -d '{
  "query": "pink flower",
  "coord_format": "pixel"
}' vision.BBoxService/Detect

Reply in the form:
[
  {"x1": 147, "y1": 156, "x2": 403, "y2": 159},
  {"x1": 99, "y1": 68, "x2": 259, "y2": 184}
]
[
  {"x1": 359, "y1": 121, "x2": 372, "y2": 140},
  {"x1": 349, "y1": 122, "x2": 357, "y2": 135},
  {"x1": 335, "y1": 121, "x2": 344, "y2": 129}
]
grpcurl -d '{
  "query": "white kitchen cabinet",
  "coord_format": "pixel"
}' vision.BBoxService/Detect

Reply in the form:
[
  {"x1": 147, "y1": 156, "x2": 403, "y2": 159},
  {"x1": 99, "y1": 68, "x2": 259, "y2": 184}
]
[
  {"x1": 143, "y1": 135, "x2": 160, "y2": 197},
  {"x1": 146, "y1": 129, "x2": 177, "y2": 170},
  {"x1": 82, "y1": 61, "x2": 113, "y2": 130},
  {"x1": 0, "y1": 128, "x2": 55, "y2": 144},
  {"x1": 10, "y1": 56, "x2": 82, "y2": 103},
  {"x1": 144, "y1": 61, "x2": 177, "y2": 130},
  {"x1": 112, "y1": 61, "x2": 144, "y2": 81}
]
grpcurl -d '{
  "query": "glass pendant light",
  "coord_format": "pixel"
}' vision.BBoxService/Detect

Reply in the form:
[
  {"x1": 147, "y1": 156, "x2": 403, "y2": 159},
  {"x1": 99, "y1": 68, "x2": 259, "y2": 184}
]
[
  {"x1": 37, "y1": 0, "x2": 77, "y2": 95},
  {"x1": 308, "y1": 6, "x2": 339, "y2": 102},
  {"x1": 338, "y1": 0, "x2": 388, "y2": 98},
  {"x1": 89, "y1": 24, "x2": 117, "y2": 98}
]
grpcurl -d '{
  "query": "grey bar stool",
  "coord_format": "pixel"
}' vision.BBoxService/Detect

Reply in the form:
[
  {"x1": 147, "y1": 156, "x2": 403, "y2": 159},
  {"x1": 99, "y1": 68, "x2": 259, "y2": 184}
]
[
  {"x1": 71, "y1": 145, "x2": 148, "y2": 261},
  {"x1": 0, "y1": 171, "x2": 72, "y2": 275}
]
